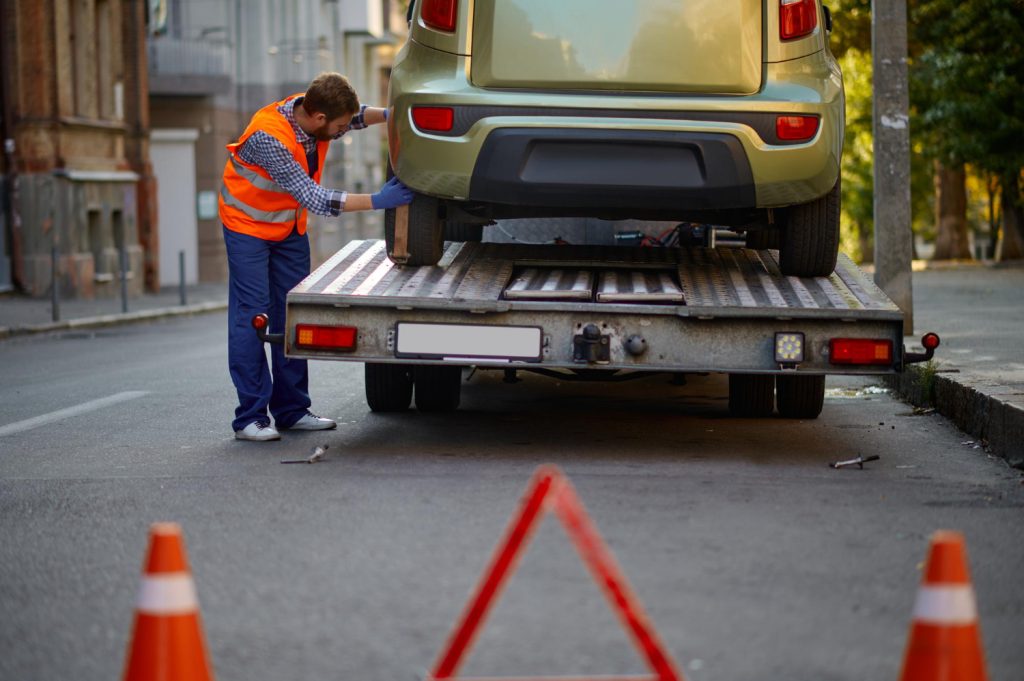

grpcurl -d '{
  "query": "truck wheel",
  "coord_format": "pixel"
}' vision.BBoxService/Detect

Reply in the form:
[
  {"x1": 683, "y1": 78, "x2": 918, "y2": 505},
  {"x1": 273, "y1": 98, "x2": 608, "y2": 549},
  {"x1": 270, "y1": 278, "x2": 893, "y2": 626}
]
[
  {"x1": 385, "y1": 193, "x2": 444, "y2": 266},
  {"x1": 776, "y1": 374, "x2": 826, "y2": 419},
  {"x1": 728, "y1": 374, "x2": 775, "y2": 417},
  {"x1": 413, "y1": 365, "x2": 462, "y2": 412},
  {"x1": 779, "y1": 178, "x2": 840, "y2": 277},
  {"x1": 443, "y1": 222, "x2": 484, "y2": 243},
  {"x1": 364, "y1": 363, "x2": 413, "y2": 412}
]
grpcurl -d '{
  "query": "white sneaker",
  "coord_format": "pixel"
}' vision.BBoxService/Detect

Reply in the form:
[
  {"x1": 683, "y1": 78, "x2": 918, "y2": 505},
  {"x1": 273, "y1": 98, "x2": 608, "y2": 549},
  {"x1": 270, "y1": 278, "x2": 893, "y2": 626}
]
[
  {"x1": 235, "y1": 422, "x2": 281, "y2": 441},
  {"x1": 286, "y1": 412, "x2": 337, "y2": 431}
]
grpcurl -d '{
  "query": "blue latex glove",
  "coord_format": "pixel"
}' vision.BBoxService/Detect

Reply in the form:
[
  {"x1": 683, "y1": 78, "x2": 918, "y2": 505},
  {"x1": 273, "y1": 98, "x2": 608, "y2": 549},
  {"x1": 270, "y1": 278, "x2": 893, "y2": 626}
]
[{"x1": 371, "y1": 177, "x2": 414, "y2": 210}]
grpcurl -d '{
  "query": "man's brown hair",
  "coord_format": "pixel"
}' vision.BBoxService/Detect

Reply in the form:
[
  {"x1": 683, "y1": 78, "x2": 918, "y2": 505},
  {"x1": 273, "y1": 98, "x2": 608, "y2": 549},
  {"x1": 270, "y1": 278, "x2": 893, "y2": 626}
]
[{"x1": 302, "y1": 72, "x2": 360, "y2": 120}]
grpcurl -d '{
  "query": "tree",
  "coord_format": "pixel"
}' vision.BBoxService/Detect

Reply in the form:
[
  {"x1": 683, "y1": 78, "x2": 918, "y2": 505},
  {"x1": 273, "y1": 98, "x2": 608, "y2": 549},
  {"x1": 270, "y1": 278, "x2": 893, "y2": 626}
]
[{"x1": 911, "y1": 0, "x2": 1024, "y2": 260}]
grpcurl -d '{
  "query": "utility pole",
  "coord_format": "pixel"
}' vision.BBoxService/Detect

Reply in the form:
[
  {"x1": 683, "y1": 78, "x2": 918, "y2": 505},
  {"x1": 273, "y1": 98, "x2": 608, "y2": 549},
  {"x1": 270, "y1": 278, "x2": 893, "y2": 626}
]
[{"x1": 872, "y1": 0, "x2": 914, "y2": 333}]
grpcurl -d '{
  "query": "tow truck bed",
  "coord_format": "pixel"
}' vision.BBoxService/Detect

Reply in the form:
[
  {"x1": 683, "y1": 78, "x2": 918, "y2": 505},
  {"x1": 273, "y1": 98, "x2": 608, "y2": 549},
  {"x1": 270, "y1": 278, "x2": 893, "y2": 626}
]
[{"x1": 284, "y1": 239, "x2": 905, "y2": 375}]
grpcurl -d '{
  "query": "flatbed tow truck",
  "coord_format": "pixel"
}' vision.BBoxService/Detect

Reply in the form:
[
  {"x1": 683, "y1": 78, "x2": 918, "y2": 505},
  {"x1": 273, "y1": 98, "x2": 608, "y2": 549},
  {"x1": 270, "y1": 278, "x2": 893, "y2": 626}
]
[{"x1": 255, "y1": 237, "x2": 938, "y2": 419}]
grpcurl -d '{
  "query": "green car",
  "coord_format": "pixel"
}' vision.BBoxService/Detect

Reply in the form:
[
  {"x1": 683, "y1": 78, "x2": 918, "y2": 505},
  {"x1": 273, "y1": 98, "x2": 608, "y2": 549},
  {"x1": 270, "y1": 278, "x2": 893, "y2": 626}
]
[{"x1": 386, "y1": 0, "x2": 844, "y2": 276}]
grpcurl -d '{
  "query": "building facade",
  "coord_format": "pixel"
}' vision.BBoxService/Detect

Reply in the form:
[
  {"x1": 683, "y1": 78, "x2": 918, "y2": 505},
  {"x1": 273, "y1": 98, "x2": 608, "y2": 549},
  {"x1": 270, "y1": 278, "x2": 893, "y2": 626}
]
[
  {"x1": 1, "y1": 0, "x2": 153, "y2": 298},
  {"x1": 147, "y1": 0, "x2": 404, "y2": 284}
]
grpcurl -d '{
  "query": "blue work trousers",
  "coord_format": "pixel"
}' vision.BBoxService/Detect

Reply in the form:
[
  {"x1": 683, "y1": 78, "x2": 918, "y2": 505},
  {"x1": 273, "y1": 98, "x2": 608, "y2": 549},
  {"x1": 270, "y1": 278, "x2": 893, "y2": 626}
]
[{"x1": 224, "y1": 225, "x2": 311, "y2": 431}]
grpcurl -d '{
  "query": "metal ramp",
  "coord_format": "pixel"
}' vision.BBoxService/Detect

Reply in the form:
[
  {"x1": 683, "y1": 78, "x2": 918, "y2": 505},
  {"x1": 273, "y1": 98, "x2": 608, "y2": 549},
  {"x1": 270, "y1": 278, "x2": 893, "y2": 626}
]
[{"x1": 290, "y1": 240, "x2": 901, "y2": 322}]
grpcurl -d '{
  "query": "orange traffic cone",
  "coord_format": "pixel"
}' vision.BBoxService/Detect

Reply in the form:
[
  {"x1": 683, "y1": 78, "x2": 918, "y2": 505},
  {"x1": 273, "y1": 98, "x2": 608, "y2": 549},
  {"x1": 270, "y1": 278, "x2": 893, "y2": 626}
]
[
  {"x1": 123, "y1": 522, "x2": 215, "y2": 681},
  {"x1": 899, "y1": 530, "x2": 987, "y2": 681}
]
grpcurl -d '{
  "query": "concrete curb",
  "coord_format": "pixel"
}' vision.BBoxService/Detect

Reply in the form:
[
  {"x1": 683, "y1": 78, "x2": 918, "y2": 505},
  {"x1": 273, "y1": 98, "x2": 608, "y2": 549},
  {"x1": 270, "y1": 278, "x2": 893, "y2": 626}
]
[
  {"x1": 0, "y1": 300, "x2": 227, "y2": 340},
  {"x1": 887, "y1": 366, "x2": 1024, "y2": 470}
]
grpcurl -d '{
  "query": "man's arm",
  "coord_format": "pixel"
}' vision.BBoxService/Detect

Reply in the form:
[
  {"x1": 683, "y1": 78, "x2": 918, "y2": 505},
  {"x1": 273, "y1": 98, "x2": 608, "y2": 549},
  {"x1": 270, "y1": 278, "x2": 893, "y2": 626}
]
[
  {"x1": 236, "y1": 132, "x2": 407, "y2": 214},
  {"x1": 238, "y1": 132, "x2": 345, "y2": 216}
]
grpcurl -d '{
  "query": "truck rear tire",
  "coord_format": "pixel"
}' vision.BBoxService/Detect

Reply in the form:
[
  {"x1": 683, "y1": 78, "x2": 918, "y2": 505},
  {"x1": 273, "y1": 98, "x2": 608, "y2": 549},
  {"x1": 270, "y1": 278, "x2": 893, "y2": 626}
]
[
  {"x1": 385, "y1": 193, "x2": 445, "y2": 266},
  {"x1": 414, "y1": 365, "x2": 462, "y2": 411},
  {"x1": 728, "y1": 374, "x2": 775, "y2": 417},
  {"x1": 365, "y1": 363, "x2": 413, "y2": 412},
  {"x1": 779, "y1": 178, "x2": 840, "y2": 277},
  {"x1": 776, "y1": 374, "x2": 826, "y2": 419}
]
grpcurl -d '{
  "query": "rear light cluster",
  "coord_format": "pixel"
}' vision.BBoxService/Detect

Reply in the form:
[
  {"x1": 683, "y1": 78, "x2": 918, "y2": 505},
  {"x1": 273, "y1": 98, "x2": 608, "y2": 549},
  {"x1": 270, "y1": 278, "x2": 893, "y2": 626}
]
[
  {"x1": 295, "y1": 324, "x2": 358, "y2": 351},
  {"x1": 412, "y1": 106, "x2": 455, "y2": 133},
  {"x1": 421, "y1": 0, "x2": 457, "y2": 32},
  {"x1": 780, "y1": 0, "x2": 818, "y2": 40},
  {"x1": 830, "y1": 338, "x2": 894, "y2": 365},
  {"x1": 775, "y1": 332, "x2": 896, "y2": 366}
]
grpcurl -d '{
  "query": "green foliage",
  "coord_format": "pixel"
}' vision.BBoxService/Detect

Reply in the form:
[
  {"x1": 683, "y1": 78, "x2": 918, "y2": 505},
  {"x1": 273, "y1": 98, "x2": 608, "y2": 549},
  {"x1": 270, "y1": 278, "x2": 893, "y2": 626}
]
[
  {"x1": 910, "y1": 0, "x2": 1024, "y2": 183},
  {"x1": 838, "y1": 49, "x2": 873, "y2": 262},
  {"x1": 826, "y1": 0, "x2": 872, "y2": 57}
]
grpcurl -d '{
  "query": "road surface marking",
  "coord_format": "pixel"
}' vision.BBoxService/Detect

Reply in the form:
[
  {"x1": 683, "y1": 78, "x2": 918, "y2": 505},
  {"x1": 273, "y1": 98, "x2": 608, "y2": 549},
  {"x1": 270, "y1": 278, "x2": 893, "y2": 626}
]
[{"x1": 0, "y1": 391, "x2": 149, "y2": 437}]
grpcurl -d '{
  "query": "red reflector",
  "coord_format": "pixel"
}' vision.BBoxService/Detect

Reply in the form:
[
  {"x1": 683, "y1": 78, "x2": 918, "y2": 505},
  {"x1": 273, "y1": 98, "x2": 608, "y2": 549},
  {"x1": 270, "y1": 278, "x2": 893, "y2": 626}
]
[
  {"x1": 830, "y1": 338, "x2": 894, "y2": 365},
  {"x1": 421, "y1": 0, "x2": 458, "y2": 32},
  {"x1": 251, "y1": 314, "x2": 268, "y2": 330},
  {"x1": 295, "y1": 324, "x2": 358, "y2": 351},
  {"x1": 412, "y1": 106, "x2": 455, "y2": 132},
  {"x1": 776, "y1": 115, "x2": 820, "y2": 141},
  {"x1": 780, "y1": 0, "x2": 818, "y2": 40},
  {"x1": 922, "y1": 332, "x2": 941, "y2": 350}
]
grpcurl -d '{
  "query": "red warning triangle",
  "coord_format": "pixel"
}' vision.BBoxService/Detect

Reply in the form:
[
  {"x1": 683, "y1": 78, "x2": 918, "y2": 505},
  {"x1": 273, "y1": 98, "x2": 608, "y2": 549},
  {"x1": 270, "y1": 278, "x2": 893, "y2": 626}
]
[{"x1": 428, "y1": 465, "x2": 685, "y2": 681}]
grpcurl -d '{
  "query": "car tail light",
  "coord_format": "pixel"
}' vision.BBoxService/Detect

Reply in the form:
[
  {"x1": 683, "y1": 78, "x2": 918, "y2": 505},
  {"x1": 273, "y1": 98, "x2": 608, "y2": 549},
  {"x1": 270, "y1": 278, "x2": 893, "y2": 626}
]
[
  {"x1": 412, "y1": 106, "x2": 455, "y2": 132},
  {"x1": 830, "y1": 338, "x2": 894, "y2": 365},
  {"x1": 421, "y1": 0, "x2": 457, "y2": 32},
  {"x1": 295, "y1": 324, "x2": 358, "y2": 351},
  {"x1": 776, "y1": 115, "x2": 820, "y2": 141},
  {"x1": 780, "y1": 0, "x2": 818, "y2": 40}
]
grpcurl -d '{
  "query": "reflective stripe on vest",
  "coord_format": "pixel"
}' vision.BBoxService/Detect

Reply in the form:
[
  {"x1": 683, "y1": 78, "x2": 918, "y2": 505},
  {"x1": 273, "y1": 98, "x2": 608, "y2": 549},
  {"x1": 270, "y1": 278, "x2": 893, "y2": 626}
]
[
  {"x1": 228, "y1": 155, "x2": 289, "y2": 195},
  {"x1": 219, "y1": 184, "x2": 300, "y2": 224}
]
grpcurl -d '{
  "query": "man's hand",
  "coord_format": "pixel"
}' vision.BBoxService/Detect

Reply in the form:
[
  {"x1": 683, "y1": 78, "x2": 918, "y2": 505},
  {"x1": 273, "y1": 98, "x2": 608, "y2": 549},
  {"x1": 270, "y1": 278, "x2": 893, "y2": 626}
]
[{"x1": 371, "y1": 177, "x2": 414, "y2": 210}]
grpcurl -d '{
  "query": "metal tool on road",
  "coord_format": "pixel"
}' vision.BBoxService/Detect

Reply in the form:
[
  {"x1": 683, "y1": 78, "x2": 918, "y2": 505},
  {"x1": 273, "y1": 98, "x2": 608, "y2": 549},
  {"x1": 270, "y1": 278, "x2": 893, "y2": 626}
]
[
  {"x1": 280, "y1": 444, "x2": 329, "y2": 464},
  {"x1": 829, "y1": 454, "x2": 880, "y2": 469}
]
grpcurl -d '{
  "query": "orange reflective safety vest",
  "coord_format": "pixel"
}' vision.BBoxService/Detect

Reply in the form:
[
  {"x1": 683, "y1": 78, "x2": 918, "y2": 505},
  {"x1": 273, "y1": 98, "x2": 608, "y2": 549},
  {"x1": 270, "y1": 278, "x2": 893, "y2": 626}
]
[{"x1": 219, "y1": 94, "x2": 329, "y2": 241}]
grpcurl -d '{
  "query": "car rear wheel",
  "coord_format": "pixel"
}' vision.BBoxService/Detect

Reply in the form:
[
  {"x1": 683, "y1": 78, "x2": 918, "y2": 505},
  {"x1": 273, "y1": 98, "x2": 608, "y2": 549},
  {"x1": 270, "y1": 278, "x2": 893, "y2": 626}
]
[
  {"x1": 728, "y1": 373, "x2": 775, "y2": 417},
  {"x1": 779, "y1": 178, "x2": 840, "y2": 277},
  {"x1": 776, "y1": 374, "x2": 826, "y2": 419},
  {"x1": 365, "y1": 363, "x2": 414, "y2": 412},
  {"x1": 413, "y1": 365, "x2": 462, "y2": 412},
  {"x1": 384, "y1": 193, "x2": 445, "y2": 266}
]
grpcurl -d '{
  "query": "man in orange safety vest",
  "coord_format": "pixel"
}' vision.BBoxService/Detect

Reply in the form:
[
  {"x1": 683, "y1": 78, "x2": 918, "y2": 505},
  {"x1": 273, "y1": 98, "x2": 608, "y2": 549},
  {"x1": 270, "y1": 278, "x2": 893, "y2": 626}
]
[{"x1": 220, "y1": 72, "x2": 412, "y2": 441}]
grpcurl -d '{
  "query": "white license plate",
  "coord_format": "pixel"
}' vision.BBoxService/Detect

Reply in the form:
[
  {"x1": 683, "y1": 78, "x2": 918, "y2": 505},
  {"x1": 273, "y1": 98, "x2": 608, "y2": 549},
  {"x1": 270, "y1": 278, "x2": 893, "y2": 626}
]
[{"x1": 395, "y1": 323, "x2": 542, "y2": 362}]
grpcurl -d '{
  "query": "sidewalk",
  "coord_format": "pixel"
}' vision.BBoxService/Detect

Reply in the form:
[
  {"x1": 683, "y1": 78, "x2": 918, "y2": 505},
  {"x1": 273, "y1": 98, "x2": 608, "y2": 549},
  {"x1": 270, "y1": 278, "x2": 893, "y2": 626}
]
[
  {"x1": 888, "y1": 261, "x2": 1024, "y2": 469},
  {"x1": 1, "y1": 256, "x2": 1021, "y2": 467},
  {"x1": 0, "y1": 283, "x2": 228, "y2": 339}
]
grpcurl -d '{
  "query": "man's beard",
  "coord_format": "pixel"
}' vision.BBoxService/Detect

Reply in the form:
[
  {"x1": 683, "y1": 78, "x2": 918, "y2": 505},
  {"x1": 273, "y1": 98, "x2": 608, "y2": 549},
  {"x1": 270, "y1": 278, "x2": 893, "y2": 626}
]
[{"x1": 311, "y1": 123, "x2": 334, "y2": 141}]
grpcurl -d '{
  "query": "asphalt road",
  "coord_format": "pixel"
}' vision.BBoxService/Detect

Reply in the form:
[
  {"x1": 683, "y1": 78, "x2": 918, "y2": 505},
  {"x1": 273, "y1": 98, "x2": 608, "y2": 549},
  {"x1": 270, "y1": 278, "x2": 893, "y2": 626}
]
[{"x1": 1, "y1": 313, "x2": 1022, "y2": 681}]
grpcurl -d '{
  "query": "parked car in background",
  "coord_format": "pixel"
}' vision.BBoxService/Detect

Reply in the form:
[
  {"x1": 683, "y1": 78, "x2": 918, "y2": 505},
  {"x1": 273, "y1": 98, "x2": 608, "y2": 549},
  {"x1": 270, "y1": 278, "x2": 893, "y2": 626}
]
[{"x1": 386, "y1": 0, "x2": 844, "y2": 276}]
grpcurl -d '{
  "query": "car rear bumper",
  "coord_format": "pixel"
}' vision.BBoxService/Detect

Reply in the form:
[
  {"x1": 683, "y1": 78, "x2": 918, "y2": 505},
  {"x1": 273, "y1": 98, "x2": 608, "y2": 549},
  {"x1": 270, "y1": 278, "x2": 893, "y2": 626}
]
[
  {"x1": 468, "y1": 128, "x2": 755, "y2": 211},
  {"x1": 388, "y1": 41, "x2": 843, "y2": 210}
]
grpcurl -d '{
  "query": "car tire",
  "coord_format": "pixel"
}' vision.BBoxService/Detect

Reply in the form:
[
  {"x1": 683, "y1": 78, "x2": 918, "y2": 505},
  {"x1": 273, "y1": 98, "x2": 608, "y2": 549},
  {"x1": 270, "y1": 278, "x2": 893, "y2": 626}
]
[
  {"x1": 384, "y1": 193, "x2": 445, "y2": 266},
  {"x1": 728, "y1": 373, "x2": 775, "y2": 417},
  {"x1": 365, "y1": 363, "x2": 414, "y2": 412},
  {"x1": 413, "y1": 365, "x2": 463, "y2": 412},
  {"x1": 443, "y1": 222, "x2": 484, "y2": 243},
  {"x1": 776, "y1": 374, "x2": 825, "y2": 419},
  {"x1": 779, "y1": 178, "x2": 840, "y2": 277}
]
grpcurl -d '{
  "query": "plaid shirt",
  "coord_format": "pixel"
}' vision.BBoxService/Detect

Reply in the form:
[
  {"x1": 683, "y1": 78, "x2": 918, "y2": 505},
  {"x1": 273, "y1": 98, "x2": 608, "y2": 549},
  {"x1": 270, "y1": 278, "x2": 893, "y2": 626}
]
[{"x1": 236, "y1": 96, "x2": 368, "y2": 216}]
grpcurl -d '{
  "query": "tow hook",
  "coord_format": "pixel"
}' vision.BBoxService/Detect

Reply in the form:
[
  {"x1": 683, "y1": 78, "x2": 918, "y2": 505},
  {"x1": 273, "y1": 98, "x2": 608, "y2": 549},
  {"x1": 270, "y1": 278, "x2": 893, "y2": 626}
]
[
  {"x1": 252, "y1": 313, "x2": 284, "y2": 345},
  {"x1": 573, "y1": 323, "x2": 611, "y2": 364},
  {"x1": 903, "y1": 332, "x2": 940, "y2": 365}
]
